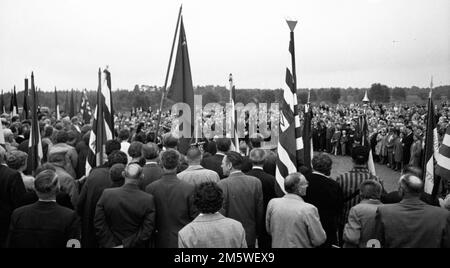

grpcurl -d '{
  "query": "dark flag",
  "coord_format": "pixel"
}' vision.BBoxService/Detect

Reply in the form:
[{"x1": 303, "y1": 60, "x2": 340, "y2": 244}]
[
  {"x1": 80, "y1": 88, "x2": 92, "y2": 124},
  {"x1": 22, "y1": 78, "x2": 29, "y2": 119},
  {"x1": 28, "y1": 72, "x2": 43, "y2": 176},
  {"x1": 167, "y1": 17, "x2": 195, "y2": 154},
  {"x1": 55, "y1": 87, "x2": 61, "y2": 120},
  {"x1": 10, "y1": 87, "x2": 19, "y2": 116},
  {"x1": 360, "y1": 114, "x2": 377, "y2": 176},
  {"x1": 70, "y1": 89, "x2": 75, "y2": 118},
  {"x1": 86, "y1": 68, "x2": 114, "y2": 176},
  {"x1": 275, "y1": 20, "x2": 302, "y2": 193},
  {"x1": 65, "y1": 91, "x2": 70, "y2": 116},
  {"x1": 303, "y1": 99, "x2": 313, "y2": 170},
  {"x1": 229, "y1": 74, "x2": 239, "y2": 152},
  {"x1": 423, "y1": 85, "x2": 438, "y2": 195},
  {"x1": 0, "y1": 90, "x2": 5, "y2": 114}
]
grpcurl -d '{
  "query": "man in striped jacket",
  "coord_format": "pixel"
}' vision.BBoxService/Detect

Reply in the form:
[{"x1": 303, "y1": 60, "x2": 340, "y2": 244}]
[{"x1": 336, "y1": 145, "x2": 384, "y2": 246}]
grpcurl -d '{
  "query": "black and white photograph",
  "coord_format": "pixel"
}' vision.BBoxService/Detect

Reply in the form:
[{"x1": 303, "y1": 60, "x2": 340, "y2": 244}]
[{"x1": 0, "y1": 0, "x2": 449, "y2": 254}]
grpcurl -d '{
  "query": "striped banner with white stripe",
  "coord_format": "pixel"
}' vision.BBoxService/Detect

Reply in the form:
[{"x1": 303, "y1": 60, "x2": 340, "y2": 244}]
[{"x1": 436, "y1": 125, "x2": 450, "y2": 181}]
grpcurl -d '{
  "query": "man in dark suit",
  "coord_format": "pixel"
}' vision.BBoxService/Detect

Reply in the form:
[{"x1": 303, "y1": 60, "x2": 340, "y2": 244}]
[
  {"x1": 218, "y1": 151, "x2": 264, "y2": 248},
  {"x1": 201, "y1": 138, "x2": 231, "y2": 179},
  {"x1": 304, "y1": 153, "x2": 344, "y2": 248},
  {"x1": 140, "y1": 143, "x2": 163, "y2": 190},
  {"x1": 146, "y1": 149, "x2": 197, "y2": 248},
  {"x1": 402, "y1": 126, "x2": 414, "y2": 166},
  {"x1": 76, "y1": 143, "x2": 126, "y2": 248},
  {"x1": 94, "y1": 163, "x2": 155, "y2": 248},
  {"x1": 7, "y1": 170, "x2": 80, "y2": 248},
  {"x1": 0, "y1": 146, "x2": 26, "y2": 248},
  {"x1": 246, "y1": 148, "x2": 279, "y2": 248},
  {"x1": 374, "y1": 174, "x2": 450, "y2": 248}
]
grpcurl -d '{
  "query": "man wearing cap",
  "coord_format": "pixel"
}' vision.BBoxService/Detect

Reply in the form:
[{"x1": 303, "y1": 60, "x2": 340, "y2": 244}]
[
  {"x1": 0, "y1": 146, "x2": 26, "y2": 248},
  {"x1": 336, "y1": 145, "x2": 383, "y2": 246},
  {"x1": 95, "y1": 163, "x2": 155, "y2": 248},
  {"x1": 6, "y1": 170, "x2": 80, "y2": 248}
]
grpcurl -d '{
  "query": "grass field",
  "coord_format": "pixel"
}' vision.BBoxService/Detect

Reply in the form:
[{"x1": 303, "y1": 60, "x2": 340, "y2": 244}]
[{"x1": 328, "y1": 154, "x2": 400, "y2": 192}]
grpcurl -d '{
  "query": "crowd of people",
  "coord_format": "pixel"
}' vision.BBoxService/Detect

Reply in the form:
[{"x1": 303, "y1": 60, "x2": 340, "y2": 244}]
[
  {"x1": 311, "y1": 102, "x2": 450, "y2": 171},
  {"x1": 0, "y1": 102, "x2": 449, "y2": 248}
]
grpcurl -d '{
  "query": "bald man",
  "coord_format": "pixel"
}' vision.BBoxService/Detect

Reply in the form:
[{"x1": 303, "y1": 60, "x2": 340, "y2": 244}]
[
  {"x1": 373, "y1": 174, "x2": 450, "y2": 248},
  {"x1": 178, "y1": 147, "x2": 219, "y2": 187},
  {"x1": 94, "y1": 164, "x2": 155, "y2": 248},
  {"x1": 0, "y1": 146, "x2": 26, "y2": 248},
  {"x1": 266, "y1": 173, "x2": 326, "y2": 248}
]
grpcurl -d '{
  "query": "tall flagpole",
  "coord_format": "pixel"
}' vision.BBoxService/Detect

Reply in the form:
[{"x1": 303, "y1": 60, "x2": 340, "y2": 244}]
[{"x1": 155, "y1": 5, "x2": 183, "y2": 142}]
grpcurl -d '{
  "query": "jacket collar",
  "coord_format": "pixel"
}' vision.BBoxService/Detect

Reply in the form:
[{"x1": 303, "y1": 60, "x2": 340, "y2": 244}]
[
  {"x1": 122, "y1": 183, "x2": 140, "y2": 190},
  {"x1": 185, "y1": 165, "x2": 204, "y2": 171},
  {"x1": 400, "y1": 197, "x2": 426, "y2": 206},
  {"x1": 228, "y1": 171, "x2": 244, "y2": 178},
  {"x1": 360, "y1": 199, "x2": 383, "y2": 205},
  {"x1": 284, "y1": 194, "x2": 305, "y2": 202},
  {"x1": 193, "y1": 212, "x2": 225, "y2": 222}
]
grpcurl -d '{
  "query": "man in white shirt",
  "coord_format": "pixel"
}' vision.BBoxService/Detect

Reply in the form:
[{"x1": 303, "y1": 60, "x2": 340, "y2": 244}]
[{"x1": 118, "y1": 129, "x2": 131, "y2": 163}]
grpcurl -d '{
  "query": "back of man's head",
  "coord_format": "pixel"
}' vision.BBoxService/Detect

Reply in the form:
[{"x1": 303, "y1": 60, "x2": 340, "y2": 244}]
[
  {"x1": 359, "y1": 180, "x2": 382, "y2": 200},
  {"x1": 142, "y1": 143, "x2": 159, "y2": 160},
  {"x1": 249, "y1": 148, "x2": 266, "y2": 166},
  {"x1": 284, "y1": 173, "x2": 308, "y2": 195},
  {"x1": 225, "y1": 151, "x2": 243, "y2": 170},
  {"x1": 352, "y1": 146, "x2": 369, "y2": 166},
  {"x1": 105, "y1": 140, "x2": 121, "y2": 156},
  {"x1": 161, "y1": 149, "x2": 179, "y2": 171},
  {"x1": 55, "y1": 130, "x2": 68, "y2": 144},
  {"x1": 186, "y1": 146, "x2": 202, "y2": 164},
  {"x1": 399, "y1": 174, "x2": 423, "y2": 196},
  {"x1": 34, "y1": 170, "x2": 59, "y2": 199},
  {"x1": 123, "y1": 163, "x2": 143, "y2": 181},
  {"x1": 107, "y1": 151, "x2": 128, "y2": 167},
  {"x1": 216, "y1": 138, "x2": 231, "y2": 152},
  {"x1": 312, "y1": 153, "x2": 333, "y2": 176},
  {"x1": 118, "y1": 129, "x2": 130, "y2": 141},
  {"x1": 128, "y1": 141, "x2": 143, "y2": 158},
  {"x1": 163, "y1": 133, "x2": 179, "y2": 149}
]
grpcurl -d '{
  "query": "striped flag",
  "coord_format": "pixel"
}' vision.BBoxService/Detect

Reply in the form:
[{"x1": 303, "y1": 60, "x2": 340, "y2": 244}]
[
  {"x1": 423, "y1": 86, "x2": 438, "y2": 195},
  {"x1": 86, "y1": 68, "x2": 114, "y2": 176},
  {"x1": 55, "y1": 87, "x2": 61, "y2": 120},
  {"x1": 275, "y1": 20, "x2": 302, "y2": 193},
  {"x1": 229, "y1": 74, "x2": 239, "y2": 152},
  {"x1": 22, "y1": 78, "x2": 29, "y2": 119},
  {"x1": 361, "y1": 114, "x2": 377, "y2": 176},
  {"x1": 69, "y1": 89, "x2": 76, "y2": 118},
  {"x1": 80, "y1": 88, "x2": 92, "y2": 124},
  {"x1": 436, "y1": 125, "x2": 450, "y2": 181},
  {"x1": 302, "y1": 91, "x2": 314, "y2": 170},
  {"x1": 0, "y1": 90, "x2": 5, "y2": 114},
  {"x1": 29, "y1": 72, "x2": 43, "y2": 176},
  {"x1": 10, "y1": 87, "x2": 19, "y2": 116}
]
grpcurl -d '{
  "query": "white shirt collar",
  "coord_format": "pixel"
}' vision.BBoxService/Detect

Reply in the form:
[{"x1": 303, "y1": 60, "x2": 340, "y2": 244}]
[
  {"x1": 312, "y1": 171, "x2": 331, "y2": 179},
  {"x1": 146, "y1": 161, "x2": 158, "y2": 165},
  {"x1": 216, "y1": 152, "x2": 226, "y2": 156},
  {"x1": 253, "y1": 166, "x2": 264, "y2": 170},
  {"x1": 39, "y1": 199, "x2": 57, "y2": 203}
]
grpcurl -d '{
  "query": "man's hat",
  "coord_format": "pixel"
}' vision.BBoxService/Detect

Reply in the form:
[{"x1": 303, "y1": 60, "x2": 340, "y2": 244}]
[{"x1": 352, "y1": 145, "x2": 369, "y2": 163}]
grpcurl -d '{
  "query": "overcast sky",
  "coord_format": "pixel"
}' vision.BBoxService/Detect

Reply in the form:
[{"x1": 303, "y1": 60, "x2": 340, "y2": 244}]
[{"x1": 1, "y1": 0, "x2": 449, "y2": 91}]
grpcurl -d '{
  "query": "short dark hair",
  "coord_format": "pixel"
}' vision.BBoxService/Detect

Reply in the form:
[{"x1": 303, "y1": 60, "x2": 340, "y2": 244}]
[
  {"x1": 194, "y1": 182, "x2": 224, "y2": 214},
  {"x1": 107, "y1": 151, "x2": 128, "y2": 167},
  {"x1": 43, "y1": 125, "x2": 53, "y2": 138},
  {"x1": 118, "y1": 129, "x2": 130, "y2": 141},
  {"x1": 128, "y1": 141, "x2": 143, "y2": 158},
  {"x1": 163, "y1": 134, "x2": 179, "y2": 149},
  {"x1": 34, "y1": 170, "x2": 59, "y2": 195},
  {"x1": 161, "y1": 149, "x2": 179, "y2": 170},
  {"x1": 35, "y1": 163, "x2": 57, "y2": 175},
  {"x1": 55, "y1": 130, "x2": 68, "y2": 143},
  {"x1": 142, "y1": 143, "x2": 159, "y2": 160},
  {"x1": 216, "y1": 138, "x2": 231, "y2": 152},
  {"x1": 352, "y1": 146, "x2": 369, "y2": 165},
  {"x1": 359, "y1": 180, "x2": 382, "y2": 199},
  {"x1": 224, "y1": 151, "x2": 243, "y2": 170},
  {"x1": 105, "y1": 140, "x2": 121, "y2": 155},
  {"x1": 312, "y1": 153, "x2": 333, "y2": 176},
  {"x1": 186, "y1": 146, "x2": 202, "y2": 162}
]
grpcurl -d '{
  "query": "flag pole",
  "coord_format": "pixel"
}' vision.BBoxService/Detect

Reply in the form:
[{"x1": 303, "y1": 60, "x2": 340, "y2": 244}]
[{"x1": 155, "y1": 5, "x2": 183, "y2": 142}]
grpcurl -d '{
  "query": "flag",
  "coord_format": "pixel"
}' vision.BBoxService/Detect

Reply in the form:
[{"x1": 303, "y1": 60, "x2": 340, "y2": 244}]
[
  {"x1": 275, "y1": 20, "x2": 302, "y2": 193},
  {"x1": 0, "y1": 117, "x2": 5, "y2": 146},
  {"x1": 10, "y1": 87, "x2": 19, "y2": 116},
  {"x1": 166, "y1": 16, "x2": 195, "y2": 154},
  {"x1": 80, "y1": 89, "x2": 92, "y2": 124},
  {"x1": 86, "y1": 68, "x2": 114, "y2": 176},
  {"x1": 22, "y1": 78, "x2": 29, "y2": 119},
  {"x1": 361, "y1": 114, "x2": 377, "y2": 176},
  {"x1": 436, "y1": 125, "x2": 450, "y2": 180},
  {"x1": 229, "y1": 74, "x2": 239, "y2": 152},
  {"x1": 302, "y1": 95, "x2": 313, "y2": 170},
  {"x1": 0, "y1": 90, "x2": 5, "y2": 114},
  {"x1": 423, "y1": 87, "x2": 437, "y2": 195},
  {"x1": 28, "y1": 72, "x2": 43, "y2": 176},
  {"x1": 70, "y1": 89, "x2": 76, "y2": 118},
  {"x1": 64, "y1": 91, "x2": 70, "y2": 116},
  {"x1": 55, "y1": 87, "x2": 61, "y2": 120}
]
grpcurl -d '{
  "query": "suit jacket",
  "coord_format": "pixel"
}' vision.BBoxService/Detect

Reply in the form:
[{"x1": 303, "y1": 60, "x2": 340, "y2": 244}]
[
  {"x1": 263, "y1": 151, "x2": 277, "y2": 177},
  {"x1": 146, "y1": 173, "x2": 197, "y2": 248},
  {"x1": 0, "y1": 165, "x2": 26, "y2": 247},
  {"x1": 201, "y1": 153, "x2": 226, "y2": 179},
  {"x1": 374, "y1": 198, "x2": 450, "y2": 248},
  {"x1": 402, "y1": 133, "x2": 414, "y2": 164},
  {"x1": 94, "y1": 184, "x2": 156, "y2": 248},
  {"x1": 76, "y1": 167, "x2": 112, "y2": 248},
  {"x1": 7, "y1": 201, "x2": 80, "y2": 248},
  {"x1": 75, "y1": 140, "x2": 89, "y2": 179},
  {"x1": 140, "y1": 162, "x2": 163, "y2": 190},
  {"x1": 266, "y1": 194, "x2": 326, "y2": 248},
  {"x1": 218, "y1": 171, "x2": 264, "y2": 247},
  {"x1": 178, "y1": 213, "x2": 247, "y2": 248},
  {"x1": 304, "y1": 172, "x2": 344, "y2": 247}
]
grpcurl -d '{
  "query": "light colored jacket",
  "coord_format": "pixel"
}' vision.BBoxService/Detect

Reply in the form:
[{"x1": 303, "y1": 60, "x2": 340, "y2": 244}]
[
  {"x1": 178, "y1": 213, "x2": 247, "y2": 248},
  {"x1": 343, "y1": 199, "x2": 383, "y2": 248},
  {"x1": 266, "y1": 194, "x2": 326, "y2": 248},
  {"x1": 178, "y1": 165, "x2": 220, "y2": 187}
]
